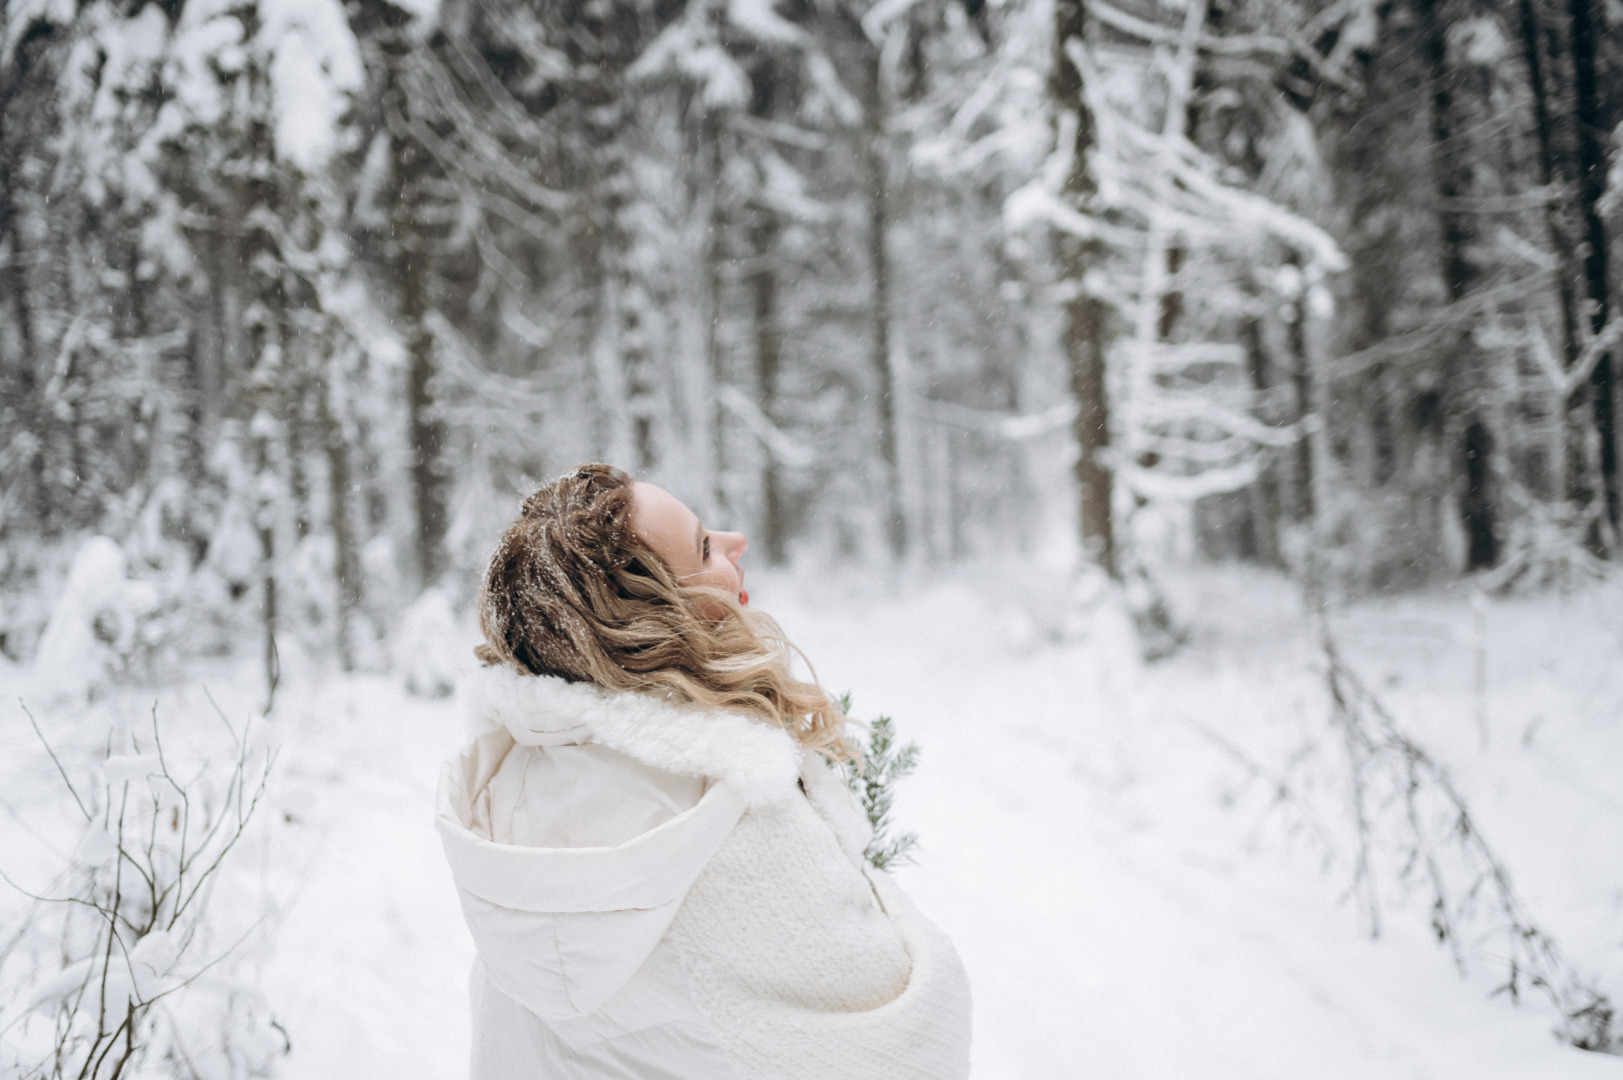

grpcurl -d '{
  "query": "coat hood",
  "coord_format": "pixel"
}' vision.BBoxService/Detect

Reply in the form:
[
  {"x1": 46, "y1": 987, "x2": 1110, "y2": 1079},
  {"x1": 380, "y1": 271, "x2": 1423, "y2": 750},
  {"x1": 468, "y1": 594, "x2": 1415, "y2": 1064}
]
[
  {"x1": 437, "y1": 664, "x2": 804, "y2": 1021},
  {"x1": 459, "y1": 662, "x2": 801, "y2": 808}
]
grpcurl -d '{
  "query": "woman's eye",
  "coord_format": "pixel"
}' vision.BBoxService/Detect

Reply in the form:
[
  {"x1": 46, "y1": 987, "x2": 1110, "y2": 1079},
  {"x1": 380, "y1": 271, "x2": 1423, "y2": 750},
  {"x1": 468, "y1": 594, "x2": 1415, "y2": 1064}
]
[{"x1": 702, "y1": 537, "x2": 710, "y2": 560}]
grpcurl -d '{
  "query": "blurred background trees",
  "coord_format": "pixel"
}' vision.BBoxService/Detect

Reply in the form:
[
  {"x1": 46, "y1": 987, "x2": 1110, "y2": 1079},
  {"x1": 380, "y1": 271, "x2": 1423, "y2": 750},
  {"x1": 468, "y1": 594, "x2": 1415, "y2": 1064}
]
[{"x1": 1, "y1": 0, "x2": 1619, "y2": 672}]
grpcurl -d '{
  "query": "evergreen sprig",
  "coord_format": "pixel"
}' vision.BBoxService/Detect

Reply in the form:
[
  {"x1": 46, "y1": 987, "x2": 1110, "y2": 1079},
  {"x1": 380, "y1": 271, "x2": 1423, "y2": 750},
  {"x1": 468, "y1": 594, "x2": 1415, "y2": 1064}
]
[{"x1": 841, "y1": 694, "x2": 921, "y2": 871}]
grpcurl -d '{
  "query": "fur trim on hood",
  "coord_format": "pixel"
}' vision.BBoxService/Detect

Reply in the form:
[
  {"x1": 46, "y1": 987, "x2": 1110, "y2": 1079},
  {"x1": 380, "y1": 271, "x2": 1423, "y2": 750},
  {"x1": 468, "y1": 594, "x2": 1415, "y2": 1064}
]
[{"x1": 459, "y1": 663, "x2": 802, "y2": 809}]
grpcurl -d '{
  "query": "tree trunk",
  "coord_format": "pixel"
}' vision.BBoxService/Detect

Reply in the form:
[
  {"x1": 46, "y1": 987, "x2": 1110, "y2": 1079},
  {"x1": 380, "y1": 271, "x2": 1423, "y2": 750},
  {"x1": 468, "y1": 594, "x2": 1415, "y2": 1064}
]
[
  {"x1": 241, "y1": 56, "x2": 285, "y2": 713},
  {"x1": 403, "y1": 265, "x2": 448, "y2": 586},
  {"x1": 704, "y1": 118, "x2": 731, "y2": 519},
  {"x1": 287, "y1": 371, "x2": 313, "y2": 541},
  {"x1": 863, "y1": 109, "x2": 906, "y2": 559},
  {"x1": 1517, "y1": 0, "x2": 1587, "y2": 507},
  {"x1": 1285, "y1": 266, "x2": 1317, "y2": 523},
  {"x1": 617, "y1": 182, "x2": 658, "y2": 473},
  {"x1": 1243, "y1": 315, "x2": 1285, "y2": 566},
  {"x1": 385, "y1": 73, "x2": 449, "y2": 587},
  {"x1": 856, "y1": 134, "x2": 908, "y2": 555},
  {"x1": 582, "y1": 145, "x2": 638, "y2": 472},
  {"x1": 1053, "y1": 0, "x2": 1115, "y2": 574},
  {"x1": 0, "y1": 153, "x2": 46, "y2": 534},
  {"x1": 251, "y1": 408, "x2": 280, "y2": 713},
  {"x1": 176, "y1": 332, "x2": 210, "y2": 567},
  {"x1": 1066, "y1": 291, "x2": 1114, "y2": 572},
  {"x1": 1516, "y1": 0, "x2": 1583, "y2": 374},
  {"x1": 1462, "y1": 419, "x2": 1500, "y2": 568},
  {"x1": 1565, "y1": 0, "x2": 1618, "y2": 542},
  {"x1": 1418, "y1": 0, "x2": 1499, "y2": 566},
  {"x1": 319, "y1": 346, "x2": 361, "y2": 672},
  {"x1": 1416, "y1": 0, "x2": 1477, "y2": 307},
  {"x1": 243, "y1": 265, "x2": 281, "y2": 715},
  {"x1": 751, "y1": 214, "x2": 788, "y2": 564},
  {"x1": 0, "y1": 27, "x2": 66, "y2": 538}
]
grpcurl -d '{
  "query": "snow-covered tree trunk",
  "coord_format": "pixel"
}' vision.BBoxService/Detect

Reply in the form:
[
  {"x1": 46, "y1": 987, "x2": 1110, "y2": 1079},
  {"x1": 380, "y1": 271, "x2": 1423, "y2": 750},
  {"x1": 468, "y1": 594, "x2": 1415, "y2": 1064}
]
[
  {"x1": 1242, "y1": 314, "x2": 1286, "y2": 565},
  {"x1": 613, "y1": 177, "x2": 661, "y2": 474},
  {"x1": 1283, "y1": 261, "x2": 1318, "y2": 527},
  {"x1": 1416, "y1": 0, "x2": 1498, "y2": 567},
  {"x1": 383, "y1": 77, "x2": 451, "y2": 588},
  {"x1": 702, "y1": 118, "x2": 732, "y2": 519},
  {"x1": 1563, "y1": 0, "x2": 1619, "y2": 544},
  {"x1": 1116, "y1": 0, "x2": 1207, "y2": 547},
  {"x1": 860, "y1": 42, "x2": 909, "y2": 561},
  {"x1": 1051, "y1": 0, "x2": 1116, "y2": 575},
  {"x1": 0, "y1": 27, "x2": 59, "y2": 539},
  {"x1": 750, "y1": 210, "x2": 790, "y2": 564},
  {"x1": 318, "y1": 339, "x2": 361, "y2": 672}
]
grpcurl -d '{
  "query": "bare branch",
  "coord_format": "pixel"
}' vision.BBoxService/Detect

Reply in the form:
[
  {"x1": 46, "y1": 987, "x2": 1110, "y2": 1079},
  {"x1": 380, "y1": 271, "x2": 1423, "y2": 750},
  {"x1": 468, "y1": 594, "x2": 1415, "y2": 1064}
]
[{"x1": 20, "y1": 701, "x2": 91, "y2": 822}]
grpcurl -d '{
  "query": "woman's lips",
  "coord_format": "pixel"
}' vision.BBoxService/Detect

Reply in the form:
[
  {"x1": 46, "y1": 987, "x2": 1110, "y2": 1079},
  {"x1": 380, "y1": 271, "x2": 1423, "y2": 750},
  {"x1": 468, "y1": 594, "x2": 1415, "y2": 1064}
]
[{"x1": 739, "y1": 588, "x2": 749, "y2": 606}]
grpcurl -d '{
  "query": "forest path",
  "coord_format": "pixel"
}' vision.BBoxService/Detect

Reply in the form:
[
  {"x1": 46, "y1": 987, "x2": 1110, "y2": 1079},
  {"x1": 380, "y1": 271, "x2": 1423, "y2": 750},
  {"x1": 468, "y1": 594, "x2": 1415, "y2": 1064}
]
[{"x1": 772, "y1": 567, "x2": 1622, "y2": 1080}]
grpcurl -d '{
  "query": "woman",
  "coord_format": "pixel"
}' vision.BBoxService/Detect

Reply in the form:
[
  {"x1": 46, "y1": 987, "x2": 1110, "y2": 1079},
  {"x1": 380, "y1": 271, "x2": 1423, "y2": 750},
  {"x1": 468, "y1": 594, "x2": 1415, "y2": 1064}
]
[{"x1": 436, "y1": 464, "x2": 972, "y2": 1079}]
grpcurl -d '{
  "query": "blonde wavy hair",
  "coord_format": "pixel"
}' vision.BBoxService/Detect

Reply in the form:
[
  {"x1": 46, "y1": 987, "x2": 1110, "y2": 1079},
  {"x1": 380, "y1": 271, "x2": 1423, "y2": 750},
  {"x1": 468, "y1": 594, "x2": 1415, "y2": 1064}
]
[{"x1": 475, "y1": 463, "x2": 854, "y2": 760}]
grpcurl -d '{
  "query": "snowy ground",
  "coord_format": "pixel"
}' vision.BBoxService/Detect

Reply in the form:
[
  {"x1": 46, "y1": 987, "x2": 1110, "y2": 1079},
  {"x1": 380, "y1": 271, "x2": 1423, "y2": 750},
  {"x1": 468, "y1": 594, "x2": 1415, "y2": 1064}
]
[{"x1": 3, "y1": 564, "x2": 1622, "y2": 1079}]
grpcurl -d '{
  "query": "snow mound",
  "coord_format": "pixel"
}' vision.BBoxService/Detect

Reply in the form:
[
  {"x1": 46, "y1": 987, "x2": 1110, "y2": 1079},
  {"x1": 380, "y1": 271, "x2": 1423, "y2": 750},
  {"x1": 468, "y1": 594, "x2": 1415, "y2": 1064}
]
[
  {"x1": 31, "y1": 537, "x2": 160, "y2": 701},
  {"x1": 393, "y1": 587, "x2": 472, "y2": 698}
]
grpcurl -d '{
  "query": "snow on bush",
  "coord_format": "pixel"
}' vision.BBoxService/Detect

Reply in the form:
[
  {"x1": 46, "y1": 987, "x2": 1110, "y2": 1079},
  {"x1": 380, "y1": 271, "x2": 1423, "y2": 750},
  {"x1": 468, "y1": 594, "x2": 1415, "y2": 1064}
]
[
  {"x1": 392, "y1": 587, "x2": 470, "y2": 698},
  {"x1": 1201, "y1": 592, "x2": 1620, "y2": 1052},
  {"x1": 31, "y1": 537, "x2": 160, "y2": 702},
  {"x1": 0, "y1": 706, "x2": 287, "y2": 1079}
]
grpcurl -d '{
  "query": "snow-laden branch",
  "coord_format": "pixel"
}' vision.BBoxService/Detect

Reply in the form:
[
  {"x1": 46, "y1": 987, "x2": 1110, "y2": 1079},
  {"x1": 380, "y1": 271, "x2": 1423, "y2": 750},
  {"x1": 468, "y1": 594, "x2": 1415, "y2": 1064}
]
[
  {"x1": 631, "y1": 9, "x2": 753, "y2": 110},
  {"x1": 1133, "y1": 390, "x2": 1314, "y2": 448},
  {"x1": 915, "y1": 388, "x2": 1307, "y2": 456},
  {"x1": 861, "y1": 0, "x2": 928, "y2": 45},
  {"x1": 1123, "y1": 458, "x2": 1260, "y2": 500},
  {"x1": 1126, "y1": 340, "x2": 1248, "y2": 372},
  {"x1": 1327, "y1": 273, "x2": 1554, "y2": 379},
  {"x1": 468, "y1": 185, "x2": 563, "y2": 249},
  {"x1": 424, "y1": 311, "x2": 569, "y2": 408},
  {"x1": 1163, "y1": 143, "x2": 1346, "y2": 271},
  {"x1": 1080, "y1": 98, "x2": 1345, "y2": 269},
  {"x1": 728, "y1": 0, "x2": 805, "y2": 45},
  {"x1": 1004, "y1": 183, "x2": 1152, "y2": 249},
  {"x1": 922, "y1": 123, "x2": 1046, "y2": 176},
  {"x1": 473, "y1": 224, "x2": 542, "y2": 295},
  {"x1": 945, "y1": 67, "x2": 1010, "y2": 145},
  {"x1": 753, "y1": 152, "x2": 834, "y2": 223},
  {"x1": 717, "y1": 385, "x2": 816, "y2": 468},
  {"x1": 729, "y1": 113, "x2": 830, "y2": 151},
  {"x1": 499, "y1": 299, "x2": 557, "y2": 350},
  {"x1": 1054, "y1": 39, "x2": 1345, "y2": 273},
  {"x1": 914, "y1": 397, "x2": 1075, "y2": 440},
  {"x1": 395, "y1": 63, "x2": 569, "y2": 215},
  {"x1": 1089, "y1": 0, "x2": 1357, "y2": 93},
  {"x1": 1525, "y1": 314, "x2": 1623, "y2": 399},
  {"x1": 440, "y1": 34, "x2": 566, "y2": 145},
  {"x1": 1090, "y1": 0, "x2": 1288, "y2": 57},
  {"x1": 406, "y1": 110, "x2": 568, "y2": 216},
  {"x1": 1136, "y1": 431, "x2": 1266, "y2": 465}
]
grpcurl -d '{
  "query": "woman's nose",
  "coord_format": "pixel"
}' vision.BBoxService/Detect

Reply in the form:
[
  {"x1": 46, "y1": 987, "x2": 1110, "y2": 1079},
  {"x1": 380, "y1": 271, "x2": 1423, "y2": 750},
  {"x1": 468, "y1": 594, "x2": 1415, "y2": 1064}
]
[{"x1": 721, "y1": 531, "x2": 747, "y2": 563}]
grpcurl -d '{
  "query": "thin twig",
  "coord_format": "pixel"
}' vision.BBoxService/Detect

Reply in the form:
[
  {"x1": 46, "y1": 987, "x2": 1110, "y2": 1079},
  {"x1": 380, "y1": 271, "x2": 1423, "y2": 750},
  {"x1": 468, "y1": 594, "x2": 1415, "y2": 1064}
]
[
  {"x1": 202, "y1": 687, "x2": 241, "y2": 753},
  {"x1": 21, "y1": 701, "x2": 90, "y2": 822}
]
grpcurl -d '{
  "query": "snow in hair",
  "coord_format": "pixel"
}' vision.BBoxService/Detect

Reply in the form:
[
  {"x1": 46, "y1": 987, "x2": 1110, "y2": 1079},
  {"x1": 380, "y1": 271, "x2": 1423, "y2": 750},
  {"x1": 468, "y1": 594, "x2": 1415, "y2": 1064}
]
[{"x1": 474, "y1": 463, "x2": 854, "y2": 760}]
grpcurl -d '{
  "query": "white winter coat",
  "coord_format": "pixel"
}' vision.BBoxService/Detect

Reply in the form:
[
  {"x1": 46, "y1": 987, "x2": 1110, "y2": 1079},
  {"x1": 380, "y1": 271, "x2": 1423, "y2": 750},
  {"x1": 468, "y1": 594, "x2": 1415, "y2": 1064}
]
[{"x1": 436, "y1": 664, "x2": 972, "y2": 1080}]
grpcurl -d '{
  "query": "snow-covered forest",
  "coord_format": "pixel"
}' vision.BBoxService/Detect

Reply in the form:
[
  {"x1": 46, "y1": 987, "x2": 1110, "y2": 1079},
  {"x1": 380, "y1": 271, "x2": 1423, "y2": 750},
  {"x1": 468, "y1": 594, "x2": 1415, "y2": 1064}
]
[{"x1": 2, "y1": 0, "x2": 1622, "y2": 1074}]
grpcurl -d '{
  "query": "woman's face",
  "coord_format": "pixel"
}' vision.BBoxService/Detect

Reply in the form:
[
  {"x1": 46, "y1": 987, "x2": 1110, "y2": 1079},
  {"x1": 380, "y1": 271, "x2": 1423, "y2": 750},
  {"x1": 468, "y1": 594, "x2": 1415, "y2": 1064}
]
[{"x1": 629, "y1": 482, "x2": 749, "y2": 607}]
